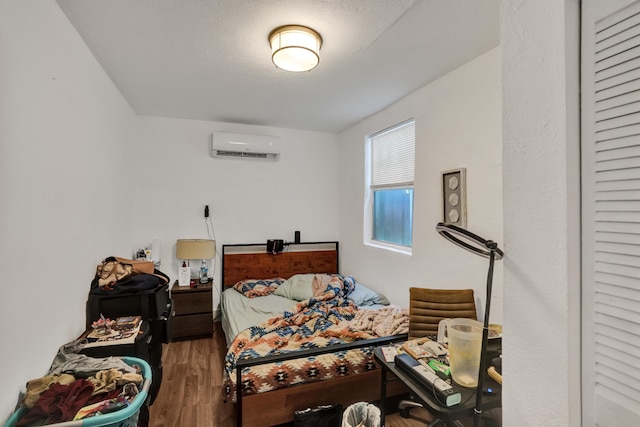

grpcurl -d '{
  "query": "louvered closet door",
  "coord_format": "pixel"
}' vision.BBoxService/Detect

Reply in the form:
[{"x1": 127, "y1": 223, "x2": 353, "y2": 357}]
[{"x1": 582, "y1": 1, "x2": 640, "y2": 425}]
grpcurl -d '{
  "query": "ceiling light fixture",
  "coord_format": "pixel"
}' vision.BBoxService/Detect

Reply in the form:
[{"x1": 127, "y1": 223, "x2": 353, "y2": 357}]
[{"x1": 269, "y1": 25, "x2": 322, "y2": 72}]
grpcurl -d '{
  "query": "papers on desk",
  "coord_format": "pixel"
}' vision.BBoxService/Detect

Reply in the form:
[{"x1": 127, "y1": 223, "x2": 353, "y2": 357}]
[
  {"x1": 380, "y1": 344, "x2": 403, "y2": 362},
  {"x1": 402, "y1": 337, "x2": 448, "y2": 359},
  {"x1": 83, "y1": 320, "x2": 143, "y2": 348}
]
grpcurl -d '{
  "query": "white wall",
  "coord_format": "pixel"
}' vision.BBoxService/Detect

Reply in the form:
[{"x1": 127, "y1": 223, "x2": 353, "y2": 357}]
[
  {"x1": 501, "y1": 1, "x2": 581, "y2": 426},
  {"x1": 0, "y1": 1, "x2": 583, "y2": 425},
  {"x1": 132, "y1": 117, "x2": 340, "y2": 310},
  {"x1": 338, "y1": 48, "x2": 504, "y2": 323},
  {"x1": 0, "y1": 3, "x2": 340, "y2": 419},
  {"x1": 0, "y1": 0, "x2": 138, "y2": 420}
]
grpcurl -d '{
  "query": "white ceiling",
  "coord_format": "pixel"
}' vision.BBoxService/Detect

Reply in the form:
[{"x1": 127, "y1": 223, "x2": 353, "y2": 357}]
[{"x1": 56, "y1": 0, "x2": 499, "y2": 133}]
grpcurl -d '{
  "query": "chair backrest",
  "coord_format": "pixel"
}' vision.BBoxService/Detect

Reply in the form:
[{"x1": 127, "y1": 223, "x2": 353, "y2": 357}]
[{"x1": 408, "y1": 287, "x2": 477, "y2": 339}]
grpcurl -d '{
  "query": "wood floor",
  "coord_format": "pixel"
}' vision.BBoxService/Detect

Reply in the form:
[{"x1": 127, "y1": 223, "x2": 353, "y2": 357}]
[{"x1": 148, "y1": 323, "x2": 494, "y2": 426}]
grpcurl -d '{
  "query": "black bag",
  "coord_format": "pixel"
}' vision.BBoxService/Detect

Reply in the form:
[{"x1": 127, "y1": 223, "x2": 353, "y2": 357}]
[
  {"x1": 293, "y1": 404, "x2": 343, "y2": 427},
  {"x1": 90, "y1": 256, "x2": 169, "y2": 295},
  {"x1": 90, "y1": 271, "x2": 168, "y2": 294}
]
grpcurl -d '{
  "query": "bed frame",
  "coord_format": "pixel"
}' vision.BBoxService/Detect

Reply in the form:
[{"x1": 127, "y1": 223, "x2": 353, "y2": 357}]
[
  {"x1": 221, "y1": 241, "x2": 407, "y2": 427},
  {"x1": 221, "y1": 241, "x2": 341, "y2": 290}
]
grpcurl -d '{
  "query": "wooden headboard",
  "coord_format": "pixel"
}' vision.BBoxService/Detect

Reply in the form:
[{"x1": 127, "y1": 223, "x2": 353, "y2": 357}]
[{"x1": 221, "y1": 242, "x2": 339, "y2": 291}]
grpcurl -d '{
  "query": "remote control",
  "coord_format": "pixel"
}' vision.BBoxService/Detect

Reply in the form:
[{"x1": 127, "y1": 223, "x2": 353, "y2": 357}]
[{"x1": 395, "y1": 353, "x2": 461, "y2": 407}]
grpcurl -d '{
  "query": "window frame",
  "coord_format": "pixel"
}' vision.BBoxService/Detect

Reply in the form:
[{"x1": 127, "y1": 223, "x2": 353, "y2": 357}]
[{"x1": 364, "y1": 119, "x2": 415, "y2": 254}]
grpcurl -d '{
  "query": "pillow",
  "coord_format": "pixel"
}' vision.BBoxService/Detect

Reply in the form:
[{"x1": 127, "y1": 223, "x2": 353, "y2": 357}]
[
  {"x1": 273, "y1": 274, "x2": 316, "y2": 301},
  {"x1": 233, "y1": 278, "x2": 285, "y2": 298},
  {"x1": 274, "y1": 274, "x2": 360, "y2": 301},
  {"x1": 348, "y1": 282, "x2": 390, "y2": 306}
]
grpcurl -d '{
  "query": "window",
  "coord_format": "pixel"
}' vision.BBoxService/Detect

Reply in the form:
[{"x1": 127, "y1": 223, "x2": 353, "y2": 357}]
[{"x1": 367, "y1": 119, "x2": 415, "y2": 249}]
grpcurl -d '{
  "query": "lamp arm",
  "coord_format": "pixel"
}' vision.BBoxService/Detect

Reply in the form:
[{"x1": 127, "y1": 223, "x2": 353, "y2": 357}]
[
  {"x1": 473, "y1": 249, "x2": 496, "y2": 427},
  {"x1": 433, "y1": 222, "x2": 503, "y2": 426}
]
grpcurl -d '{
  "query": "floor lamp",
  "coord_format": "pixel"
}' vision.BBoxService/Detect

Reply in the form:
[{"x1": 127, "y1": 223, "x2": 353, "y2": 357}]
[{"x1": 435, "y1": 223, "x2": 504, "y2": 427}]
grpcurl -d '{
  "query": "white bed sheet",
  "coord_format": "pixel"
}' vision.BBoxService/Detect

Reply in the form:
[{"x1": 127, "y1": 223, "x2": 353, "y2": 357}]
[{"x1": 220, "y1": 287, "x2": 298, "y2": 346}]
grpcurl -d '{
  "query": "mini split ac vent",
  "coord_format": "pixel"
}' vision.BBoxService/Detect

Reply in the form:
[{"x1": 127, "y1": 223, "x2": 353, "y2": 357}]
[
  {"x1": 215, "y1": 150, "x2": 277, "y2": 160},
  {"x1": 211, "y1": 131, "x2": 281, "y2": 160}
]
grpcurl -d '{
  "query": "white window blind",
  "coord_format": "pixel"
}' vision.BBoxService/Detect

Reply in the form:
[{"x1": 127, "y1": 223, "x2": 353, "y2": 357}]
[
  {"x1": 582, "y1": 1, "x2": 640, "y2": 425},
  {"x1": 371, "y1": 120, "x2": 415, "y2": 188}
]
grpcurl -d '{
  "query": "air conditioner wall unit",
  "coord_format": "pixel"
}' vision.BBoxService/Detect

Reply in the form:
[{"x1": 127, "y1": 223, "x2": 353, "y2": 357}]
[{"x1": 211, "y1": 131, "x2": 281, "y2": 160}]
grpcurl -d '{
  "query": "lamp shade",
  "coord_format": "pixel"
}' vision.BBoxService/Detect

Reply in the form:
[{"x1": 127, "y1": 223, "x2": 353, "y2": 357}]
[
  {"x1": 176, "y1": 239, "x2": 216, "y2": 260},
  {"x1": 269, "y1": 25, "x2": 322, "y2": 72}
]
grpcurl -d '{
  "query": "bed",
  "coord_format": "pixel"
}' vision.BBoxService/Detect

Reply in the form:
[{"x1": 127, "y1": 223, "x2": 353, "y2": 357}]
[{"x1": 220, "y1": 241, "x2": 409, "y2": 426}]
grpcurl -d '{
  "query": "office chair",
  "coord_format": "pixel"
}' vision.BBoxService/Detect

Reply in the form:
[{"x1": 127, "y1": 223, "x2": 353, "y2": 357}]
[
  {"x1": 399, "y1": 287, "x2": 478, "y2": 425},
  {"x1": 407, "y1": 287, "x2": 477, "y2": 340}
]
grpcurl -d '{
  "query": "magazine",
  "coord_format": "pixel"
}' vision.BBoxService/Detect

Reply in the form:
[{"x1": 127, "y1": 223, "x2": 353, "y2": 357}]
[{"x1": 84, "y1": 318, "x2": 143, "y2": 348}]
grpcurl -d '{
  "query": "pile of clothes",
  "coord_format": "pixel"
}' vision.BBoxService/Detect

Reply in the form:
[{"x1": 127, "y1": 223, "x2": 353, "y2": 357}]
[{"x1": 14, "y1": 339, "x2": 144, "y2": 426}]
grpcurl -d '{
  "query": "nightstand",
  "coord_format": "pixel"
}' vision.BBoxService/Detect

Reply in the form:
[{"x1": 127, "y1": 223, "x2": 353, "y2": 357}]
[{"x1": 170, "y1": 281, "x2": 214, "y2": 340}]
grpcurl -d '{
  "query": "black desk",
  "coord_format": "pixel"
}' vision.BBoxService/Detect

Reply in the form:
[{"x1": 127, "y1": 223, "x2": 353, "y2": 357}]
[{"x1": 374, "y1": 347, "x2": 501, "y2": 427}]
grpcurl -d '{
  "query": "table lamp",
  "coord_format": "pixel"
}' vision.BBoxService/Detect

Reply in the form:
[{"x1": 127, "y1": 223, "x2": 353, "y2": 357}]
[
  {"x1": 176, "y1": 239, "x2": 216, "y2": 285},
  {"x1": 435, "y1": 222, "x2": 503, "y2": 427}
]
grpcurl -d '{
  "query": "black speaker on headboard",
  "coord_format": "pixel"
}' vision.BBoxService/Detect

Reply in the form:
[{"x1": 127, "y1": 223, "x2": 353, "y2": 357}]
[{"x1": 267, "y1": 239, "x2": 284, "y2": 253}]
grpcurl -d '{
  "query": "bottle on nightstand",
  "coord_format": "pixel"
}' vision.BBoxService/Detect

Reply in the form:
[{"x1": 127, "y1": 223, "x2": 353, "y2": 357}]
[
  {"x1": 199, "y1": 259, "x2": 209, "y2": 284},
  {"x1": 178, "y1": 261, "x2": 190, "y2": 286}
]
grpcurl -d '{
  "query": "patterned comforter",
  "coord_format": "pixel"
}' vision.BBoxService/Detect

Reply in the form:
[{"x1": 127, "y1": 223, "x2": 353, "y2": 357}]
[{"x1": 222, "y1": 276, "x2": 406, "y2": 401}]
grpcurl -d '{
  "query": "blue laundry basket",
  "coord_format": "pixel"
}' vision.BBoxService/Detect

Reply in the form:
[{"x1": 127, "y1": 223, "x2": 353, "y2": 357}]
[{"x1": 3, "y1": 356, "x2": 151, "y2": 427}]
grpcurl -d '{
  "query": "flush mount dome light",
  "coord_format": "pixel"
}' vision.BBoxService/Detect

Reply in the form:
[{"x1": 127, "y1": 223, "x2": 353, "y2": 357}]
[{"x1": 269, "y1": 25, "x2": 322, "y2": 72}]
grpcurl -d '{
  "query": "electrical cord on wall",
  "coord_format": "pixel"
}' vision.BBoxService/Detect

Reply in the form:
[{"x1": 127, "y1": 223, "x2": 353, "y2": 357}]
[
  {"x1": 205, "y1": 207, "x2": 216, "y2": 241},
  {"x1": 204, "y1": 207, "x2": 223, "y2": 327},
  {"x1": 205, "y1": 211, "x2": 218, "y2": 276}
]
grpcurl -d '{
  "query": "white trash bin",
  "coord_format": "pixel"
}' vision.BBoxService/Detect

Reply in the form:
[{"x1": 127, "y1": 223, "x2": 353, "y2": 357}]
[{"x1": 342, "y1": 402, "x2": 381, "y2": 427}]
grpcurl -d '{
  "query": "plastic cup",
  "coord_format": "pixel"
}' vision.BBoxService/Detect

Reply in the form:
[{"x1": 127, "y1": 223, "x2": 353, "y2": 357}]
[{"x1": 438, "y1": 318, "x2": 483, "y2": 388}]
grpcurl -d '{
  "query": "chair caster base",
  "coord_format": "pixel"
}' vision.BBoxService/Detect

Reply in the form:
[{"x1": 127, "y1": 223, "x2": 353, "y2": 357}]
[
  {"x1": 400, "y1": 408, "x2": 411, "y2": 418},
  {"x1": 398, "y1": 399, "x2": 422, "y2": 419}
]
